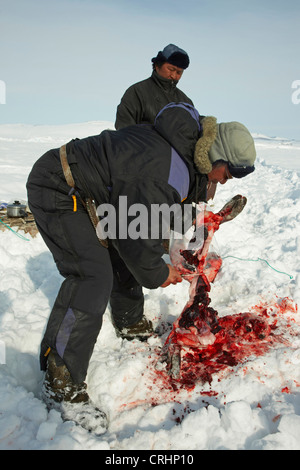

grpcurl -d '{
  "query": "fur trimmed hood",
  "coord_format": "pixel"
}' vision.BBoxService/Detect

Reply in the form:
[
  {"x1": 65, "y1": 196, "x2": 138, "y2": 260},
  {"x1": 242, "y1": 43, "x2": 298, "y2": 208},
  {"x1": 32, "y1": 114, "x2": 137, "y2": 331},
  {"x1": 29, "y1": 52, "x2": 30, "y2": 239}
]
[
  {"x1": 194, "y1": 116, "x2": 256, "y2": 177},
  {"x1": 194, "y1": 116, "x2": 217, "y2": 174}
]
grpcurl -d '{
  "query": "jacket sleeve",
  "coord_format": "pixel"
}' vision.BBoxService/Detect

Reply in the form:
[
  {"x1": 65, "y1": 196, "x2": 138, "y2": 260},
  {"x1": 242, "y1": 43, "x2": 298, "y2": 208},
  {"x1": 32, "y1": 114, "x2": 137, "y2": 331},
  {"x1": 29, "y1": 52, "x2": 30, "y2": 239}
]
[
  {"x1": 115, "y1": 86, "x2": 142, "y2": 130},
  {"x1": 108, "y1": 175, "x2": 182, "y2": 289}
]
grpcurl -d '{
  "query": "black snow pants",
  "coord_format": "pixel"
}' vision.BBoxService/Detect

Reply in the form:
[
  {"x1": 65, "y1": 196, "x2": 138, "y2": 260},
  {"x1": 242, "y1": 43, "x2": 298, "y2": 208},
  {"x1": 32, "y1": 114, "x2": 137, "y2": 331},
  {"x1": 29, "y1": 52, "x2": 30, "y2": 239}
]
[{"x1": 27, "y1": 149, "x2": 144, "y2": 383}]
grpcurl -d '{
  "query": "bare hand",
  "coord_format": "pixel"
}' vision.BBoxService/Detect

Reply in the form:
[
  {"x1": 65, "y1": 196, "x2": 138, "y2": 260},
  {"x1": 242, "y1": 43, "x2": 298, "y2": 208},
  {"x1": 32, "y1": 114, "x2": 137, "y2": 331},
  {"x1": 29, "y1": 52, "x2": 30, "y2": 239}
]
[{"x1": 160, "y1": 264, "x2": 182, "y2": 288}]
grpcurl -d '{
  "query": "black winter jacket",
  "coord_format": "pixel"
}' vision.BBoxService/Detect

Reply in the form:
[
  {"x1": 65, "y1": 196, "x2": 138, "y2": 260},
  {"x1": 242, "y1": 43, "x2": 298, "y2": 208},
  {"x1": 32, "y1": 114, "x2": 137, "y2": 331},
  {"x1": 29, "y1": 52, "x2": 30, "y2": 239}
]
[
  {"x1": 27, "y1": 104, "x2": 207, "y2": 290},
  {"x1": 115, "y1": 70, "x2": 194, "y2": 130}
]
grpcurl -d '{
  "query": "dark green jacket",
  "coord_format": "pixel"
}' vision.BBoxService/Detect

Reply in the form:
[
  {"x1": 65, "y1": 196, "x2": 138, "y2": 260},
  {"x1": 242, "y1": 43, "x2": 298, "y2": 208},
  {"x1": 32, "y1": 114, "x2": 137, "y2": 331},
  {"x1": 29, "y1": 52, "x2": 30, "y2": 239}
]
[{"x1": 115, "y1": 70, "x2": 193, "y2": 130}]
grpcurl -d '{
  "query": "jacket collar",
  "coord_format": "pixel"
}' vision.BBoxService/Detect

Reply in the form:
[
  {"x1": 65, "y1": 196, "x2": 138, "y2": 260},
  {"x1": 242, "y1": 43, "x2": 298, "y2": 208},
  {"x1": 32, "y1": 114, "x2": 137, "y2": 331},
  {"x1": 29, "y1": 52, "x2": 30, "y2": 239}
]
[{"x1": 151, "y1": 70, "x2": 178, "y2": 91}]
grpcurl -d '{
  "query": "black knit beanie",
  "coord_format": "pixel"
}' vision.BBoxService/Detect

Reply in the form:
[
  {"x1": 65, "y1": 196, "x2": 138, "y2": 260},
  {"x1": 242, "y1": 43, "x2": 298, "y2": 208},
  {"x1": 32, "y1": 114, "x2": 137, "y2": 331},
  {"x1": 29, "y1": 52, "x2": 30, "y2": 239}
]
[{"x1": 152, "y1": 44, "x2": 190, "y2": 69}]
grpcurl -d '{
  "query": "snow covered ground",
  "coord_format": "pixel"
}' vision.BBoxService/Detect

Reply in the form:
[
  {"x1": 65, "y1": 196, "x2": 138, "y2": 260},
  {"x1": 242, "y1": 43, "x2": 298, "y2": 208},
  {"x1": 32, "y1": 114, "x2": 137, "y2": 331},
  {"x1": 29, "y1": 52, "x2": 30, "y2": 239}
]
[{"x1": 0, "y1": 121, "x2": 300, "y2": 450}]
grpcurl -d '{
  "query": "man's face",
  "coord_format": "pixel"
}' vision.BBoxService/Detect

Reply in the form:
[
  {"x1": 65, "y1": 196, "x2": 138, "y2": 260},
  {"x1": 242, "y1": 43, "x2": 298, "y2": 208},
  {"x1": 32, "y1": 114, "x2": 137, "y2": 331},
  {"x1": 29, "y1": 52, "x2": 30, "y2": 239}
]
[
  {"x1": 208, "y1": 163, "x2": 233, "y2": 185},
  {"x1": 156, "y1": 62, "x2": 184, "y2": 81}
]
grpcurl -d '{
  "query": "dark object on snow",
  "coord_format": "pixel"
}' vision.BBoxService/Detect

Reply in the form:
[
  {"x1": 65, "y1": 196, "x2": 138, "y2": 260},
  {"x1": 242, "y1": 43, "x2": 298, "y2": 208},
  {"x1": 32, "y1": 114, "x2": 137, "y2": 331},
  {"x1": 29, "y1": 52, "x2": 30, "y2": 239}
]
[
  {"x1": 7, "y1": 200, "x2": 27, "y2": 218},
  {"x1": 0, "y1": 204, "x2": 38, "y2": 237}
]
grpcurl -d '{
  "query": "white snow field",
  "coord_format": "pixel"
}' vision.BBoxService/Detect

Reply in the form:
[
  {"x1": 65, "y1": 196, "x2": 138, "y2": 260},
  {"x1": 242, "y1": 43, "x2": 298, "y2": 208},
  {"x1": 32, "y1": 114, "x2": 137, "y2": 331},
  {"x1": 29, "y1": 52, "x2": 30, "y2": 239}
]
[{"x1": 0, "y1": 121, "x2": 299, "y2": 450}]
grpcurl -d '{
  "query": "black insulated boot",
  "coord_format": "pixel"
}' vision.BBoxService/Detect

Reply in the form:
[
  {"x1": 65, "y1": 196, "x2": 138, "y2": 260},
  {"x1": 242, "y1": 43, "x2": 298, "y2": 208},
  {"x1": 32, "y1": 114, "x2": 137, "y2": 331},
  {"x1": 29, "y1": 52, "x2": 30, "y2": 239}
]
[
  {"x1": 42, "y1": 351, "x2": 108, "y2": 435},
  {"x1": 115, "y1": 315, "x2": 153, "y2": 341}
]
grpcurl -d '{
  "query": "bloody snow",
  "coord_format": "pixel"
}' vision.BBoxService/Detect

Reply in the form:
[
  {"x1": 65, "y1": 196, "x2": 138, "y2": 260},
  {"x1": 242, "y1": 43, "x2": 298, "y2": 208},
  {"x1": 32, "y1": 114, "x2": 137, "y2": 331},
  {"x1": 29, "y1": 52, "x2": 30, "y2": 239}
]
[
  {"x1": 157, "y1": 197, "x2": 295, "y2": 389},
  {"x1": 0, "y1": 122, "x2": 300, "y2": 450}
]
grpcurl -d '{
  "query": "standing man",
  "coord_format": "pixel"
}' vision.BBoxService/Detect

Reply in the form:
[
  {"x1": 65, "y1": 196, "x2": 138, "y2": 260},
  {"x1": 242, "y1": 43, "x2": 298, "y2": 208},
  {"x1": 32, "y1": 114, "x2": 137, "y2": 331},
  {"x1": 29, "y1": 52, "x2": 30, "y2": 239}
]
[
  {"x1": 115, "y1": 44, "x2": 217, "y2": 201},
  {"x1": 115, "y1": 44, "x2": 193, "y2": 129},
  {"x1": 114, "y1": 45, "x2": 195, "y2": 343}
]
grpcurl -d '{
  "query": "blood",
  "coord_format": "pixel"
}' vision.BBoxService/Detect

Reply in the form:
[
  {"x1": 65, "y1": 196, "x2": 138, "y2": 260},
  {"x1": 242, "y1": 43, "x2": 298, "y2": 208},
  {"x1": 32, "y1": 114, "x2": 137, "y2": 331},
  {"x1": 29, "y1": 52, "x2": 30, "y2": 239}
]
[
  {"x1": 176, "y1": 311, "x2": 279, "y2": 388},
  {"x1": 158, "y1": 201, "x2": 296, "y2": 391}
]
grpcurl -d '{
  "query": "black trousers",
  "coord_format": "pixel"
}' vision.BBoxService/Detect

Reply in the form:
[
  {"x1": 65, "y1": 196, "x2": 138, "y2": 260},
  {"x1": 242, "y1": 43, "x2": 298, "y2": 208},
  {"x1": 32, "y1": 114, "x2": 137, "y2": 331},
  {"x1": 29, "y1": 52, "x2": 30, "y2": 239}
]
[
  {"x1": 109, "y1": 245, "x2": 144, "y2": 330},
  {"x1": 27, "y1": 151, "x2": 144, "y2": 383}
]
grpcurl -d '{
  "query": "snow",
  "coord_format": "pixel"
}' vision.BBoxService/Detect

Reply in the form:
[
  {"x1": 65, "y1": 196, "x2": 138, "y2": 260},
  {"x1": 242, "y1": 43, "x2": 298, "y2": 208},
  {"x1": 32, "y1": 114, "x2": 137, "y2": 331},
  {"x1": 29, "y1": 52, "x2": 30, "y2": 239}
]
[{"x1": 0, "y1": 120, "x2": 300, "y2": 450}]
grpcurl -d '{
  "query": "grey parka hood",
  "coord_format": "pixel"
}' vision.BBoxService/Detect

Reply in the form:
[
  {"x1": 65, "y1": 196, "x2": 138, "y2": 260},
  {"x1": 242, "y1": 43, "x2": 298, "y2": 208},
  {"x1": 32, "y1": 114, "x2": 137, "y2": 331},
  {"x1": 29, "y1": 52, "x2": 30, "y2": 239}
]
[{"x1": 194, "y1": 116, "x2": 256, "y2": 178}]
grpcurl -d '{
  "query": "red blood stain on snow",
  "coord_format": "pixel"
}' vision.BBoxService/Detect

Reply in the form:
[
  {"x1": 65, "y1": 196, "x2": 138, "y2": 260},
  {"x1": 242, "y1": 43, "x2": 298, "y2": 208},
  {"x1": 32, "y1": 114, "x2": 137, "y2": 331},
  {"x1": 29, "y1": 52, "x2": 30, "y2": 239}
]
[
  {"x1": 118, "y1": 205, "x2": 299, "y2": 413},
  {"x1": 119, "y1": 298, "x2": 298, "y2": 412},
  {"x1": 157, "y1": 203, "x2": 299, "y2": 392},
  {"x1": 154, "y1": 297, "x2": 298, "y2": 393},
  {"x1": 172, "y1": 311, "x2": 279, "y2": 388}
]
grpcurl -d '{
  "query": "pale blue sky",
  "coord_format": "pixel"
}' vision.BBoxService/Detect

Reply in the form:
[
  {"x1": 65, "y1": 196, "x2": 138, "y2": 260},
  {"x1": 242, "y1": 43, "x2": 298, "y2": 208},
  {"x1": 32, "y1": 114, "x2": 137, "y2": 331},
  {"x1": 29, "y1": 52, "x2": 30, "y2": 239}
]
[{"x1": 1, "y1": 0, "x2": 300, "y2": 139}]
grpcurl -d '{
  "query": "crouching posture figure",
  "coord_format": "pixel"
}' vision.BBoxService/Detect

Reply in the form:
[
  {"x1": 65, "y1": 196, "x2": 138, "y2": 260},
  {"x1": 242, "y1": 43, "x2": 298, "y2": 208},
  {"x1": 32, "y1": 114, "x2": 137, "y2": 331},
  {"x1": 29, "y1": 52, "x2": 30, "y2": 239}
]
[{"x1": 26, "y1": 103, "x2": 256, "y2": 433}]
